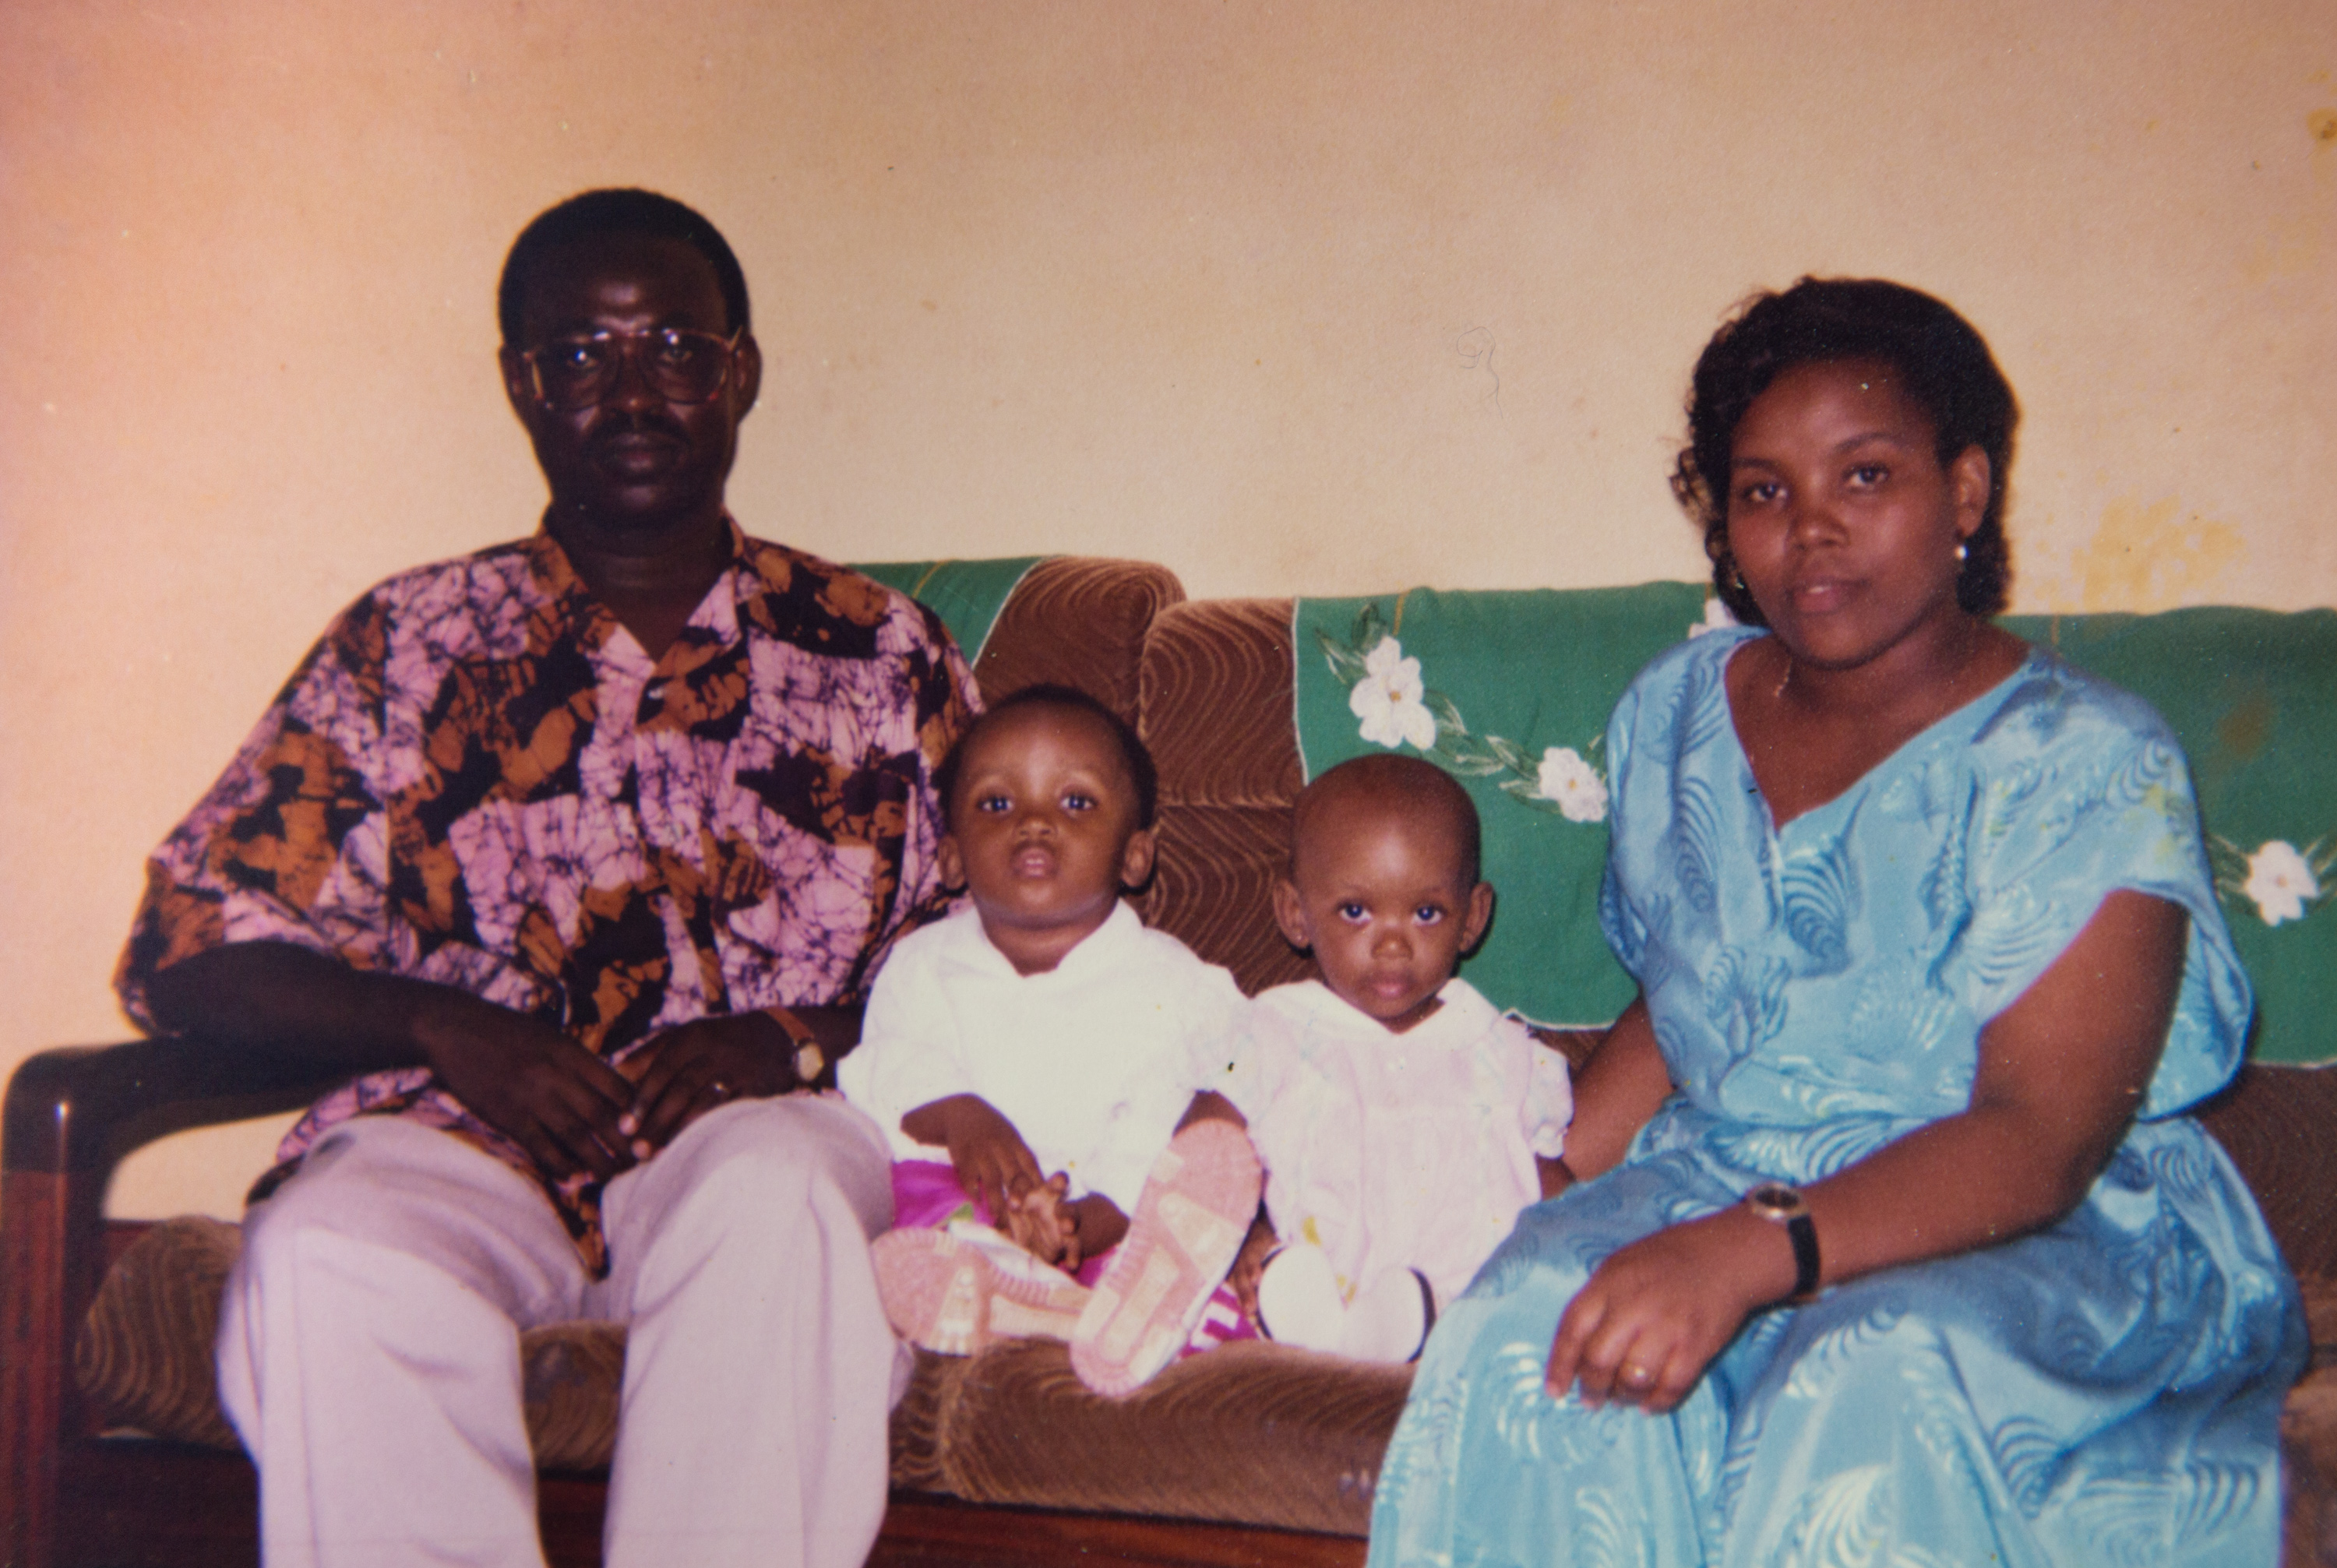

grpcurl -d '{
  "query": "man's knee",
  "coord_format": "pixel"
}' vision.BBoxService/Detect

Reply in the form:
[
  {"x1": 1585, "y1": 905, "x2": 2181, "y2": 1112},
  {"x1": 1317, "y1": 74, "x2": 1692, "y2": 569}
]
[{"x1": 646, "y1": 1094, "x2": 894, "y2": 1240}]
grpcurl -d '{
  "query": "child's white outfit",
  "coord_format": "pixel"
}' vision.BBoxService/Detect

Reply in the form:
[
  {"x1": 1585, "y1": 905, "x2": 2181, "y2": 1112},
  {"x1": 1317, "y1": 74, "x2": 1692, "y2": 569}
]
[
  {"x1": 1225, "y1": 977, "x2": 1573, "y2": 1313},
  {"x1": 840, "y1": 900, "x2": 1246, "y2": 1216}
]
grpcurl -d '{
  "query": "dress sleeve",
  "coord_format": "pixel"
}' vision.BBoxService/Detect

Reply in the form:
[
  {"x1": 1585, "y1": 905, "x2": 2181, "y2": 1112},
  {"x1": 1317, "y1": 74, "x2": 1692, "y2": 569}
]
[
  {"x1": 1596, "y1": 672, "x2": 1652, "y2": 981},
  {"x1": 115, "y1": 595, "x2": 404, "y2": 1031},
  {"x1": 1950, "y1": 670, "x2": 2253, "y2": 1119}
]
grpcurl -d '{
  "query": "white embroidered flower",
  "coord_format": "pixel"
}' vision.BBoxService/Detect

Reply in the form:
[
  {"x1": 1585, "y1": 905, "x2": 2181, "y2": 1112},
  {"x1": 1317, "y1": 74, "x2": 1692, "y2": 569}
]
[
  {"x1": 1687, "y1": 597, "x2": 1739, "y2": 638},
  {"x1": 1535, "y1": 746, "x2": 1609, "y2": 823},
  {"x1": 1349, "y1": 636, "x2": 1437, "y2": 749},
  {"x1": 2243, "y1": 840, "x2": 2321, "y2": 926}
]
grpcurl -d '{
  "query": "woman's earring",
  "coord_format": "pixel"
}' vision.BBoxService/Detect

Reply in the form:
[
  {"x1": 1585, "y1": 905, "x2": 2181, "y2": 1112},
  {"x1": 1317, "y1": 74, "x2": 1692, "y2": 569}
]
[{"x1": 1955, "y1": 542, "x2": 1969, "y2": 562}]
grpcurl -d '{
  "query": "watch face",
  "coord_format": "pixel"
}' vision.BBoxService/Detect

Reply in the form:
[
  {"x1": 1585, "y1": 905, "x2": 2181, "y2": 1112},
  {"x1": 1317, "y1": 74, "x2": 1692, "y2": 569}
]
[{"x1": 1749, "y1": 1182, "x2": 1806, "y2": 1219}]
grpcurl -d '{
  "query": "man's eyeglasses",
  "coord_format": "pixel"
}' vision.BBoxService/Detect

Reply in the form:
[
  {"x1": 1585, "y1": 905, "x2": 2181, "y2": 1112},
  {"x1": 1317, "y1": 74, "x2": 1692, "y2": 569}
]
[{"x1": 516, "y1": 327, "x2": 746, "y2": 410}]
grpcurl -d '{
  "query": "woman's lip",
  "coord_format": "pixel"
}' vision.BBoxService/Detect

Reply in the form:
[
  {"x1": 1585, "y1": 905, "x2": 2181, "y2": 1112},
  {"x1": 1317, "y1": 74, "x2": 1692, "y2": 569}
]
[{"x1": 1789, "y1": 576, "x2": 1856, "y2": 611}]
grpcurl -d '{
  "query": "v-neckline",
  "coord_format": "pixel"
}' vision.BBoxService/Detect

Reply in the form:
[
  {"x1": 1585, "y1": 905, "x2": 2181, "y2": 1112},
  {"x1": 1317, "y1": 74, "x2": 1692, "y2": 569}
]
[{"x1": 1720, "y1": 632, "x2": 2038, "y2": 837}]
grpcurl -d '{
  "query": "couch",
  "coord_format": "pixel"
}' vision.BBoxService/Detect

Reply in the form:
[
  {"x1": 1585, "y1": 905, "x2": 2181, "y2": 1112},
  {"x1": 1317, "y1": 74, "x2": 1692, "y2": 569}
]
[{"x1": 6, "y1": 555, "x2": 2333, "y2": 1567}]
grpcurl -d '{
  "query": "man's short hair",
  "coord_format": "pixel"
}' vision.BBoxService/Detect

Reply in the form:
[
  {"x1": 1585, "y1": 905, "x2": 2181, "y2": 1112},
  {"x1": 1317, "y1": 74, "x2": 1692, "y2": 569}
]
[
  {"x1": 498, "y1": 188, "x2": 751, "y2": 344},
  {"x1": 935, "y1": 684, "x2": 1159, "y2": 831}
]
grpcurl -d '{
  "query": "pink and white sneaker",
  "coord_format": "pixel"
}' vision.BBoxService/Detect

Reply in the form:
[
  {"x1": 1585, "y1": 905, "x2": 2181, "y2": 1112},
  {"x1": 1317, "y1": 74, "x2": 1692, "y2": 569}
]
[
  {"x1": 872, "y1": 1224, "x2": 1091, "y2": 1357},
  {"x1": 1070, "y1": 1119, "x2": 1261, "y2": 1397}
]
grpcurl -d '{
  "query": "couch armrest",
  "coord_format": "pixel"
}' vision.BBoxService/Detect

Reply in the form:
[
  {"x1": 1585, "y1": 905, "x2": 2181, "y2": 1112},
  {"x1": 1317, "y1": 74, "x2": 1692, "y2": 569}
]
[
  {"x1": 5, "y1": 1036, "x2": 349, "y2": 1182},
  {"x1": 2, "y1": 1036, "x2": 343, "y2": 1566}
]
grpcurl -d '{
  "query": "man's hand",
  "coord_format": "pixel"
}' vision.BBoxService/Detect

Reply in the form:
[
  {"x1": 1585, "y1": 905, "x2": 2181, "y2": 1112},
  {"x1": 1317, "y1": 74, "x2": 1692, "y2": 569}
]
[
  {"x1": 617, "y1": 1013, "x2": 802, "y2": 1161},
  {"x1": 408, "y1": 989, "x2": 641, "y2": 1182}
]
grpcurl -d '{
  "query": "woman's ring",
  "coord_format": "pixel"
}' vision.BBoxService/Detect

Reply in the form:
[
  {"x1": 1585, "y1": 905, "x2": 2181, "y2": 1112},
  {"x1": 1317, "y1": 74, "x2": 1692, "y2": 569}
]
[{"x1": 1620, "y1": 1362, "x2": 1655, "y2": 1389}]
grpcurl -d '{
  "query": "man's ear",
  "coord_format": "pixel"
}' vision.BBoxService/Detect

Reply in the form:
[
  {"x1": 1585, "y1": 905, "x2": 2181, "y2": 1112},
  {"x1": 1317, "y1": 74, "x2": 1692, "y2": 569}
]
[
  {"x1": 1119, "y1": 827, "x2": 1157, "y2": 890},
  {"x1": 499, "y1": 346, "x2": 540, "y2": 425},
  {"x1": 1461, "y1": 881, "x2": 1496, "y2": 957},
  {"x1": 730, "y1": 332, "x2": 764, "y2": 419},
  {"x1": 1271, "y1": 876, "x2": 1312, "y2": 953},
  {"x1": 936, "y1": 835, "x2": 966, "y2": 892}
]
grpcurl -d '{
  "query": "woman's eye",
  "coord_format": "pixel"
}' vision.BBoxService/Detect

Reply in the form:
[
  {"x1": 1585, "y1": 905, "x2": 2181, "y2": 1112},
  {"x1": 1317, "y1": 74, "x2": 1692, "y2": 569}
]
[
  {"x1": 1846, "y1": 462, "x2": 1888, "y2": 487},
  {"x1": 1734, "y1": 479, "x2": 1781, "y2": 507}
]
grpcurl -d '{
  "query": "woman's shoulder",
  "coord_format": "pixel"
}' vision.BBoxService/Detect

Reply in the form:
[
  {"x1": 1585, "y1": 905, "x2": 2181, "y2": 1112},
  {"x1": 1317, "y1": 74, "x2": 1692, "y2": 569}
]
[{"x1": 1973, "y1": 643, "x2": 2185, "y2": 768}]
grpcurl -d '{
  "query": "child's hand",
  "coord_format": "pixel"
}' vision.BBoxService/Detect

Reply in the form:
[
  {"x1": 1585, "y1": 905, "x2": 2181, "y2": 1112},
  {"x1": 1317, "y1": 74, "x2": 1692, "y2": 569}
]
[
  {"x1": 1229, "y1": 1214, "x2": 1278, "y2": 1326},
  {"x1": 1003, "y1": 1174, "x2": 1078, "y2": 1267},
  {"x1": 901, "y1": 1094, "x2": 1048, "y2": 1228}
]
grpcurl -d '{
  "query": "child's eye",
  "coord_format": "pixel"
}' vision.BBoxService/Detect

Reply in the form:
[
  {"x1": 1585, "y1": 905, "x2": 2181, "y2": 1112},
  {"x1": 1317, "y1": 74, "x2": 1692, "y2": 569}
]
[
  {"x1": 1414, "y1": 905, "x2": 1447, "y2": 925},
  {"x1": 1336, "y1": 901, "x2": 1369, "y2": 923},
  {"x1": 974, "y1": 792, "x2": 1011, "y2": 814},
  {"x1": 1845, "y1": 462, "x2": 1888, "y2": 488},
  {"x1": 1061, "y1": 791, "x2": 1097, "y2": 812}
]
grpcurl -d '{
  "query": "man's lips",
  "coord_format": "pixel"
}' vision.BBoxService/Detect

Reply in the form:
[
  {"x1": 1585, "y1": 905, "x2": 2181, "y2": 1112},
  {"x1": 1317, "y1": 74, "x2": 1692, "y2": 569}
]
[{"x1": 590, "y1": 426, "x2": 686, "y2": 475}]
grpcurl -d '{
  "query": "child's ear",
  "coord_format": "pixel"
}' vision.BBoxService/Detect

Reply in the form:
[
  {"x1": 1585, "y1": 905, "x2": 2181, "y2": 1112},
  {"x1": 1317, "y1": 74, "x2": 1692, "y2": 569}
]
[
  {"x1": 1271, "y1": 876, "x2": 1313, "y2": 952},
  {"x1": 1460, "y1": 881, "x2": 1496, "y2": 957},
  {"x1": 937, "y1": 835, "x2": 967, "y2": 892},
  {"x1": 1119, "y1": 826, "x2": 1158, "y2": 890}
]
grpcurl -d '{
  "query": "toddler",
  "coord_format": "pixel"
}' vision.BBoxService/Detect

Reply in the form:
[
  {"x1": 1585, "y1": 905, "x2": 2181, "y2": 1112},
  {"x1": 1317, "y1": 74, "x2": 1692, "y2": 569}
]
[
  {"x1": 840, "y1": 684, "x2": 1258, "y2": 1396},
  {"x1": 1225, "y1": 753, "x2": 1574, "y2": 1362}
]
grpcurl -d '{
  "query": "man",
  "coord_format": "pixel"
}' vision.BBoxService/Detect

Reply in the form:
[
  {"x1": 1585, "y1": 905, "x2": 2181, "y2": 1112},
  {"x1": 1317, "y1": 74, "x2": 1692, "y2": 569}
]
[{"x1": 118, "y1": 189, "x2": 976, "y2": 1568}]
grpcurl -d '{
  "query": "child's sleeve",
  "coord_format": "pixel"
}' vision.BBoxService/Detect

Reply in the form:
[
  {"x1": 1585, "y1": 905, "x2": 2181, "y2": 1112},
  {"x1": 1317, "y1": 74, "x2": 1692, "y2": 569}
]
[
  {"x1": 835, "y1": 931, "x2": 964, "y2": 1158},
  {"x1": 1522, "y1": 1031, "x2": 1575, "y2": 1161}
]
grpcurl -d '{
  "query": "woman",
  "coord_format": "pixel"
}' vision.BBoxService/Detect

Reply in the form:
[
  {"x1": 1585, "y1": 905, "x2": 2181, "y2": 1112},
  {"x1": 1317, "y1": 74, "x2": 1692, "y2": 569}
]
[{"x1": 1368, "y1": 279, "x2": 2305, "y2": 1566}]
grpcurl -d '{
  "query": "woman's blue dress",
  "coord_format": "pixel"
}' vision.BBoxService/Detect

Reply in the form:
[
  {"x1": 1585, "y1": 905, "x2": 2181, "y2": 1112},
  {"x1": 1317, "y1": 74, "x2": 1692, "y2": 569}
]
[{"x1": 1367, "y1": 629, "x2": 2306, "y2": 1567}]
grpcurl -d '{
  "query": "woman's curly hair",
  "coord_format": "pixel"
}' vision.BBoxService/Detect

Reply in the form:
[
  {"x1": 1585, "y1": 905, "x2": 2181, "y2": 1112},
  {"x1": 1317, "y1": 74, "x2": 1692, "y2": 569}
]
[{"x1": 1673, "y1": 277, "x2": 2018, "y2": 625}]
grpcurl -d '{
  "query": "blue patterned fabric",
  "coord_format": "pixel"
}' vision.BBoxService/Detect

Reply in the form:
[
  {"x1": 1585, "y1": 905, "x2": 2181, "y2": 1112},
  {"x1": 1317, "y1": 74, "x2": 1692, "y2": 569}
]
[{"x1": 1368, "y1": 629, "x2": 2307, "y2": 1568}]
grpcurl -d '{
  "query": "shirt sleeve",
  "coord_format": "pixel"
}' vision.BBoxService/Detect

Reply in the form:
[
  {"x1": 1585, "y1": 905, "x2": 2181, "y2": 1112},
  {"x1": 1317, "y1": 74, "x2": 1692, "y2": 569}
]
[
  {"x1": 835, "y1": 925, "x2": 968, "y2": 1159},
  {"x1": 115, "y1": 594, "x2": 407, "y2": 1031}
]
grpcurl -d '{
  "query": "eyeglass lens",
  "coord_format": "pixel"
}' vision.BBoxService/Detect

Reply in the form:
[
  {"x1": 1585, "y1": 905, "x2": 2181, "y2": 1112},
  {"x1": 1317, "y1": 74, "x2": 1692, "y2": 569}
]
[{"x1": 529, "y1": 329, "x2": 735, "y2": 410}]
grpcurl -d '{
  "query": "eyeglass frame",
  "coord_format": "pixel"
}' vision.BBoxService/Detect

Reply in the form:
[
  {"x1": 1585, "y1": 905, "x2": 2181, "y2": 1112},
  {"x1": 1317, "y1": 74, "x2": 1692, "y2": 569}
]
[{"x1": 510, "y1": 325, "x2": 750, "y2": 411}]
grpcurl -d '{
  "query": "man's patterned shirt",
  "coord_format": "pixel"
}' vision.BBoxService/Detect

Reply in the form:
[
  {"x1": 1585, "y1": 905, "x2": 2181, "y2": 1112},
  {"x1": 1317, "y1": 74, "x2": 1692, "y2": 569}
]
[{"x1": 118, "y1": 524, "x2": 977, "y2": 1272}]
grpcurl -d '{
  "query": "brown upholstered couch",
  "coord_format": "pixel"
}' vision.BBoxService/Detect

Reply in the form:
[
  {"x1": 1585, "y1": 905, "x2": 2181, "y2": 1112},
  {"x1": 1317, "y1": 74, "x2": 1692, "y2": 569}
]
[{"x1": 6, "y1": 555, "x2": 2334, "y2": 1567}]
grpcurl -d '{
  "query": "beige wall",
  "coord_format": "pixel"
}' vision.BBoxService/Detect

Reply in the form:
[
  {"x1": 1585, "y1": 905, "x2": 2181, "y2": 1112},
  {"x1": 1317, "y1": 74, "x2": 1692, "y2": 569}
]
[{"x1": 5, "y1": 0, "x2": 2333, "y2": 1220}]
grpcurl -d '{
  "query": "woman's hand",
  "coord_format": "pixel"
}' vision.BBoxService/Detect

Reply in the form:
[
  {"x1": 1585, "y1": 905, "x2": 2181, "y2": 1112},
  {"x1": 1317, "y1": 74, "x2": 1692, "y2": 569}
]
[{"x1": 1544, "y1": 1207, "x2": 1793, "y2": 1413}]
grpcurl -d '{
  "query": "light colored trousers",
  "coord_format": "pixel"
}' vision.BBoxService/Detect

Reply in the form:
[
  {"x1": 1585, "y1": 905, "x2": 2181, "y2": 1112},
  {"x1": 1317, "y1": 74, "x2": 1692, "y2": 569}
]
[{"x1": 217, "y1": 1095, "x2": 904, "y2": 1568}]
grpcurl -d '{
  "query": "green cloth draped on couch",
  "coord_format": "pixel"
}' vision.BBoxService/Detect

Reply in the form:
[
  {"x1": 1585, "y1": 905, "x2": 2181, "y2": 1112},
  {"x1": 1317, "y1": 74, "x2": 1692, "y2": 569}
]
[{"x1": 1295, "y1": 587, "x2": 2337, "y2": 1064}]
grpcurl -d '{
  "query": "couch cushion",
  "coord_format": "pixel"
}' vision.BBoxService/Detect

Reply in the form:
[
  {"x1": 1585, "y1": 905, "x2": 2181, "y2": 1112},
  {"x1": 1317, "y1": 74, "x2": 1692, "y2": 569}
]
[
  {"x1": 78, "y1": 1218, "x2": 1406, "y2": 1535},
  {"x1": 76, "y1": 1216, "x2": 629, "y2": 1472},
  {"x1": 968, "y1": 556, "x2": 1185, "y2": 725},
  {"x1": 1137, "y1": 597, "x2": 1312, "y2": 995},
  {"x1": 908, "y1": 1337, "x2": 1408, "y2": 1536}
]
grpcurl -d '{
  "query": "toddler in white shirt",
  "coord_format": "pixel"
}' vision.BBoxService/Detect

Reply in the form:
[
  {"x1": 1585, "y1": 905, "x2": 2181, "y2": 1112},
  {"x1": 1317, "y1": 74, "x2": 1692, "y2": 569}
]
[{"x1": 841, "y1": 685, "x2": 1257, "y2": 1396}]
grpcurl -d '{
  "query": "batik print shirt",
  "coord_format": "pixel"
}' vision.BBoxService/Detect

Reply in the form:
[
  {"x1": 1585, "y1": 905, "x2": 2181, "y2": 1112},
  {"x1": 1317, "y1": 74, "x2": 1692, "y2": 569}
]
[{"x1": 118, "y1": 524, "x2": 978, "y2": 1272}]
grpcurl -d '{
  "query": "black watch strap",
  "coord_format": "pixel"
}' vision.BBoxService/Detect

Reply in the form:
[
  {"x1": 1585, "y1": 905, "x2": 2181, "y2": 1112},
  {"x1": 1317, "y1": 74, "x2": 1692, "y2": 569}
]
[{"x1": 1747, "y1": 1182, "x2": 1821, "y2": 1302}]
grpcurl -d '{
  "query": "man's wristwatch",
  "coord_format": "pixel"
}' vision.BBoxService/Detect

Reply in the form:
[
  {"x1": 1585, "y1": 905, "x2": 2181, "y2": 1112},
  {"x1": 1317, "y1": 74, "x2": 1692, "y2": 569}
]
[{"x1": 1746, "y1": 1182, "x2": 1821, "y2": 1303}]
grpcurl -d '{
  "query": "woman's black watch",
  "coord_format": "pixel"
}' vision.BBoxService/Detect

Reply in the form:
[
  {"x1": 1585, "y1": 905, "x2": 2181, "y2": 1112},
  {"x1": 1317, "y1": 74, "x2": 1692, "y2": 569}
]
[{"x1": 1746, "y1": 1182, "x2": 1821, "y2": 1303}]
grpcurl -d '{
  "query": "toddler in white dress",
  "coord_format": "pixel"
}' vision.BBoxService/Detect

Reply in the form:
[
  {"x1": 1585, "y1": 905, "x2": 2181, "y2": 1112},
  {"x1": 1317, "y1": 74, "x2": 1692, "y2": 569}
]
[{"x1": 1224, "y1": 754, "x2": 1573, "y2": 1361}]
